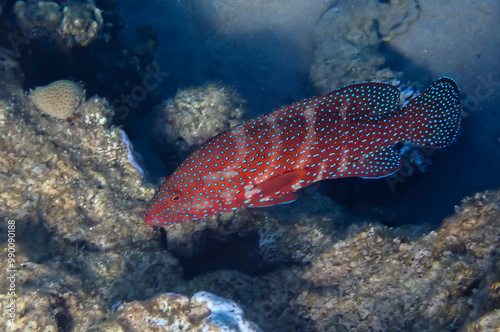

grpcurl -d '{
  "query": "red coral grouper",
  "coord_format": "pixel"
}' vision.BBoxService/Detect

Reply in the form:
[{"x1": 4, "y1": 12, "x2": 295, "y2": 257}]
[{"x1": 144, "y1": 77, "x2": 461, "y2": 225}]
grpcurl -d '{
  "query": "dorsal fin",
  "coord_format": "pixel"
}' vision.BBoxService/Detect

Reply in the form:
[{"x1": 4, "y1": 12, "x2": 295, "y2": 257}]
[{"x1": 324, "y1": 82, "x2": 401, "y2": 120}]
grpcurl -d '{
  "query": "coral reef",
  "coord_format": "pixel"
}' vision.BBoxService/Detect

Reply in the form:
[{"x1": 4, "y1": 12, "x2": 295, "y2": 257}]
[
  {"x1": 88, "y1": 292, "x2": 260, "y2": 331},
  {"x1": 13, "y1": 0, "x2": 103, "y2": 48},
  {"x1": 30, "y1": 80, "x2": 85, "y2": 119},
  {"x1": 13, "y1": 1, "x2": 61, "y2": 40},
  {"x1": 0, "y1": 87, "x2": 153, "y2": 249},
  {"x1": 2, "y1": 0, "x2": 161, "y2": 129},
  {"x1": 0, "y1": 1, "x2": 498, "y2": 331},
  {"x1": 162, "y1": 192, "x2": 500, "y2": 331},
  {"x1": 310, "y1": 0, "x2": 420, "y2": 92},
  {"x1": 2, "y1": 107, "x2": 499, "y2": 330},
  {"x1": 288, "y1": 192, "x2": 500, "y2": 330},
  {"x1": 60, "y1": 1, "x2": 103, "y2": 47},
  {"x1": 153, "y1": 83, "x2": 247, "y2": 164},
  {"x1": 0, "y1": 73, "x2": 499, "y2": 330}
]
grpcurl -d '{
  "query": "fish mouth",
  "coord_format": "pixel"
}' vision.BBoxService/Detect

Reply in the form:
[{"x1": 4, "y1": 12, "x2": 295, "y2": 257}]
[
  {"x1": 143, "y1": 211, "x2": 168, "y2": 225},
  {"x1": 143, "y1": 212, "x2": 156, "y2": 225}
]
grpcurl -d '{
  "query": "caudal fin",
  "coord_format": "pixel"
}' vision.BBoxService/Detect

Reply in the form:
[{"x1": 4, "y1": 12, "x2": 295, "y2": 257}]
[{"x1": 401, "y1": 77, "x2": 462, "y2": 148}]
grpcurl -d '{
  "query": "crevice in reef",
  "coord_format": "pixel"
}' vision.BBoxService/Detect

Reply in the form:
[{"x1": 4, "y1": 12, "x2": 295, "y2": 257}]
[
  {"x1": 52, "y1": 295, "x2": 73, "y2": 332},
  {"x1": 166, "y1": 228, "x2": 280, "y2": 280}
]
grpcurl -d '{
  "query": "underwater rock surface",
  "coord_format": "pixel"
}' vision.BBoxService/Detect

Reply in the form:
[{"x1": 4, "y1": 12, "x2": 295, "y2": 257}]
[
  {"x1": 152, "y1": 83, "x2": 247, "y2": 166},
  {"x1": 0, "y1": 47, "x2": 23, "y2": 99},
  {"x1": 13, "y1": 0, "x2": 103, "y2": 48},
  {"x1": 310, "y1": 0, "x2": 419, "y2": 93},
  {"x1": 1, "y1": 83, "x2": 499, "y2": 330},
  {"x1": 0, "y1": 87, "x2": 153, "y2": 250},
  {"x1": 0, "y1": 1, "x2": 499, "y2": 331},
  {"x1": 91, "y1": 291, "x2": 260, "y2": 331}
]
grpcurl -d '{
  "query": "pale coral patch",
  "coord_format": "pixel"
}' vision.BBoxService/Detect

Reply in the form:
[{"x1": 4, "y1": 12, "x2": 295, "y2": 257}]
[{"x1": 30, "y1": 80, "x2": 85, "y2": 119}]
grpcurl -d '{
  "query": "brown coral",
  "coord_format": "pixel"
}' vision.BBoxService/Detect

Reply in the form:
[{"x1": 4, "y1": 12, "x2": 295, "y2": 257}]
[{"x1": 30, "y1": 80, "x2": 84, "y2": 119}]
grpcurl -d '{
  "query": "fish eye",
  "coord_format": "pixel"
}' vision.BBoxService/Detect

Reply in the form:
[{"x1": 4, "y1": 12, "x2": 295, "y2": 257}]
[{"x1": 170, "y1": 192, "x2": 182, "y2": 202}]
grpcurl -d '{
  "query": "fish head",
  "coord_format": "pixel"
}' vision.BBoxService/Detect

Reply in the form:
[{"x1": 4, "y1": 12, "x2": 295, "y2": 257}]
[
  {"x1": 143, "y1": 160, "x2": 246, "y2": 226},
  {"x1": 143, "y1": 183, "x2": 199, "y2": 225},
  {"x1": 143, "y1": 164, "x2": 205, "y2": 225}
]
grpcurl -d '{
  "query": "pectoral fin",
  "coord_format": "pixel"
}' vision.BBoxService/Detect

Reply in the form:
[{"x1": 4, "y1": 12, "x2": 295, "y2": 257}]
[
  {"x1": 245, "y1": 169, "x2": 308, "y2": 207},
  {"x1": 250, "y1": 193, "x2": 298, "y2": 207}
]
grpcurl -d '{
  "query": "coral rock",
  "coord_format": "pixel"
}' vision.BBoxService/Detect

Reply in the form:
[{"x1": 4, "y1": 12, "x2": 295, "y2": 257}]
[
  {"x1": 13, "y1": 0, "x2": 103, "y2": 48},
  {"x1": 89, "y1": 292, "x2": 260, "y2": 331},
  {"x1": 153, "y1": 83, "x2": 246, "y2": 163},
  {"x1": 30, "y1": 80, "x2": 85, "y2": 119}
]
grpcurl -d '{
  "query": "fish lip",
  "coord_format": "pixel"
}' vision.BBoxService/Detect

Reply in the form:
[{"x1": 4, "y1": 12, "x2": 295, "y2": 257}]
[
  {"x1": 143, "y1": 211, "x2": 166, "y2": 226},
  {"x1": 143, "y1": 212, "x2": 155, "y2": 225}
]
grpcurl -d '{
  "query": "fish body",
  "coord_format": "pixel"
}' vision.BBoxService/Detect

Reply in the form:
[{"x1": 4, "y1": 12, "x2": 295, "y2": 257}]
[{"x1": 144, "y1": 77, "x2": 461, "y2": 225}]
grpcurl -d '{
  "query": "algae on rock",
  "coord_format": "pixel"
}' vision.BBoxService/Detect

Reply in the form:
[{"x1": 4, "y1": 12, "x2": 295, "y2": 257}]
[
  {"x1": 90, "y1": 292, "x2": 261, "y2": 331},
  {"x1": 0, "y1": 90, "x2": 153, "y2": 249}
]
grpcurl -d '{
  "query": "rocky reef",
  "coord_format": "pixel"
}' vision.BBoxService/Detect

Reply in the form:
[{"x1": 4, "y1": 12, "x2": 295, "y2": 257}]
[
  {"x1": 0, "y1": 0, "x2": 162, "y2": 129},
  {"x1": 290, "y1": 192, "x2": 500, "y2": 330},
  {"x1": 0, "y1": 46, "x2": 23, "y2": 99},
  {"x1": 310, "y1": 0, "x2": 420, "y2": 93},
  {"x1": 13, "y1": 0, "x2": 103, "y2": 48},
  {"x1": 152, "y1": 83, "x2": 247, "y2": 167},
  {"x1": 0, "y1": 1, "x2": 499, "y2": 331},
  {"x1": 89, "y1": 291, "x2": 261, "y2": 331},
  {"x1": 1, "y1": 73, "x2": 499, "y2": 330}
]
